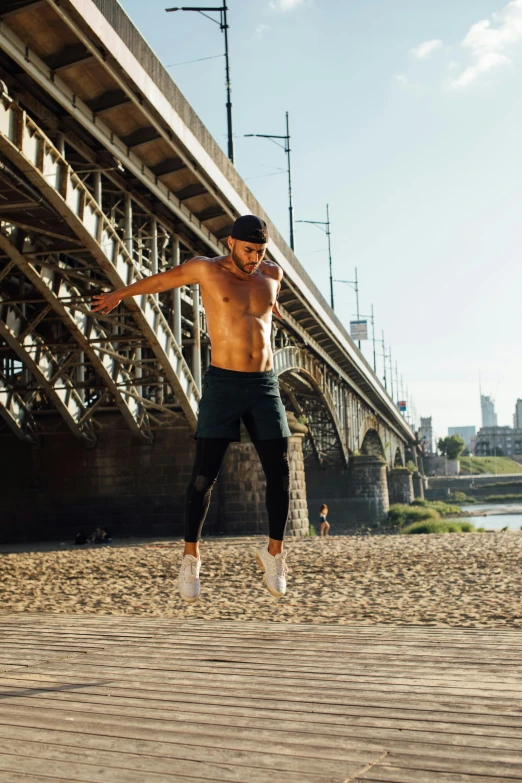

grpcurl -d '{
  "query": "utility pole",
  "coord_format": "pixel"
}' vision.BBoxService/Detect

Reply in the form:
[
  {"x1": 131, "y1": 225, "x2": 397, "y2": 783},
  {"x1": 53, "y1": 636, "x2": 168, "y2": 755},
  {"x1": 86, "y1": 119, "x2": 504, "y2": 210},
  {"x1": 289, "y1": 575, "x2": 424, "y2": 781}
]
[
  {"x1": 297, "y1": 203, "x2": 333, "y2": 307},
  {"x1": 356, "y1": 305, "x2": 377, "y2": 372},
  {"x1": 371, "y1": 303, "x2": 376, "y2": 373},
  {"x1": 381, "y1": 331, "x2": 387, "y2": 391},
  {"x1": 245, "y1": 111, "x2": 294, "y2": 250},
  {"x1": 389, "y1": 346, "x2": 394, "y2": 400},
  {"x1": 166, "y1": 5, "x2": 234, "y2": 163},
  {"x1": 335, "y1": 267, "x2": 360, "y2": 346}
]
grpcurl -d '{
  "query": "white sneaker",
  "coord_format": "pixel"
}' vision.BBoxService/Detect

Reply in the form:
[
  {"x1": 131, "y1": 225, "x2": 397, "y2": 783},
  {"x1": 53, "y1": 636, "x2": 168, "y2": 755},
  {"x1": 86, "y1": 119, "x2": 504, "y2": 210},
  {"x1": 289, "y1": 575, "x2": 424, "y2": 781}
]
[
  {"x1": 256, "y1": 545, "x2": 287, "y2": 598},
  {"x1": 178, "y1": 554, "x2": 201, "y2": 603}
]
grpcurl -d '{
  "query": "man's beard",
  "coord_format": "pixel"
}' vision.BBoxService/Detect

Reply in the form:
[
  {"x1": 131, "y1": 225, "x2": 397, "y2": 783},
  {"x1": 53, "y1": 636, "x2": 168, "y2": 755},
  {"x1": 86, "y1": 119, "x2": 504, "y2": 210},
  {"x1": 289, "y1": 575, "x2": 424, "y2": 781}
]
[{"x1": 231, "y1": 249, "x2": 255, "y2": 274}]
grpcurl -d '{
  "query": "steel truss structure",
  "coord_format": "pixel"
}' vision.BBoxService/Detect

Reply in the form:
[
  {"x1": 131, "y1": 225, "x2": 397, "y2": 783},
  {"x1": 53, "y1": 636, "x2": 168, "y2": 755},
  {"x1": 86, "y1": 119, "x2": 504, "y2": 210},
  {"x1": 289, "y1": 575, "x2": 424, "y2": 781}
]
[{"x1": 0, "y1": 0, "x2": 414, "y2": 466}]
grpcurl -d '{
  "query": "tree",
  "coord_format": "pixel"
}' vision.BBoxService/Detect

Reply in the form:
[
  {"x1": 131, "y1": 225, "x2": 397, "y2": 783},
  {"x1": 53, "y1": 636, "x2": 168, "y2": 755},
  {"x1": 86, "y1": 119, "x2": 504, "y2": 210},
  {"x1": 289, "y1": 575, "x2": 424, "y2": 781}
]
[{"x1": 438, "y1": 435, "x2": 465, "y2": 461}]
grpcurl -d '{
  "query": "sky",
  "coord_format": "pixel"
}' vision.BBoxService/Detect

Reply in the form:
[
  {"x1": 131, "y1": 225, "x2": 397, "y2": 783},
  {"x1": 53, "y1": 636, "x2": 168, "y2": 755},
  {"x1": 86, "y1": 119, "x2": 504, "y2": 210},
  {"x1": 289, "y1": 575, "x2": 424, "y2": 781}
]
[{"x1": 120, "y1": 0, "x2": 522, "y2": 442}]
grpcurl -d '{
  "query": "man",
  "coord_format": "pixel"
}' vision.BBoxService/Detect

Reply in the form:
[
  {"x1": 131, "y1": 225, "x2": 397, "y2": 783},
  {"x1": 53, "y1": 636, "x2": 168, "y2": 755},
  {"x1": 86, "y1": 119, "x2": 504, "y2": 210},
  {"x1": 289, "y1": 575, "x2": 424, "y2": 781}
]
[{"x1": 92, "y1": 215, "x2": 290, "y2": 603}]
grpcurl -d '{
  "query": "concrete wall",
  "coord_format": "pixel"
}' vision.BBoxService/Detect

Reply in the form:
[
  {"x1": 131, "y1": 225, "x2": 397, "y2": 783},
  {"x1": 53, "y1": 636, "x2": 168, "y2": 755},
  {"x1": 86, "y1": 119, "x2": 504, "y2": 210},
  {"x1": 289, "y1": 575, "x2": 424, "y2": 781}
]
[{"x1": 424, "y1": 456, "x2": 460, "y2": 476}]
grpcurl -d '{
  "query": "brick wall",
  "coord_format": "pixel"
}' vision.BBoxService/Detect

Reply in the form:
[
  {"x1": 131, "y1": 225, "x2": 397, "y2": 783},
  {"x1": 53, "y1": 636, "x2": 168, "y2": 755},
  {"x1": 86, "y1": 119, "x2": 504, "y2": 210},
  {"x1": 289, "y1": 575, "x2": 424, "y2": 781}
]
[{"x1": 0, "y1": 417, "x2": 216, "y2": 544}]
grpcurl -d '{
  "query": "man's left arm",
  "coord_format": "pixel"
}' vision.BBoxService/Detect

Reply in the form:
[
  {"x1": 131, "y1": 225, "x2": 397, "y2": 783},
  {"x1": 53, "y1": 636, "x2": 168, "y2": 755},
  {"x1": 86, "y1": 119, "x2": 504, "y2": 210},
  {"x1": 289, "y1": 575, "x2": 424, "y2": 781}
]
[{"x1": 272, "y1": 266, "x2": 284, "y2": 320}]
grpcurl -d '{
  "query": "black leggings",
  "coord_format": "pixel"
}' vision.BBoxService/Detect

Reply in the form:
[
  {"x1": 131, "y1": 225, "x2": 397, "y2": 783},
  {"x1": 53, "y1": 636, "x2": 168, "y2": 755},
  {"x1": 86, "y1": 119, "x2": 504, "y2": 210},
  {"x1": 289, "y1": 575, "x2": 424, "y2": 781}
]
[{"x1": 184, "y1": 438, "x2": 290, "y2": 542}]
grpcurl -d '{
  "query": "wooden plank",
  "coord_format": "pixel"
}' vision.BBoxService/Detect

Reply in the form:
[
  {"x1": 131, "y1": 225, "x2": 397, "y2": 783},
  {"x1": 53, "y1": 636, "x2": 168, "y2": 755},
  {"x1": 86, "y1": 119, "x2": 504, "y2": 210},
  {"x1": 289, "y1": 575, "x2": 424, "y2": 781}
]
[
  {"x1": 1, "y1": 671, "x2": 521, "y2": 715},
  {"x1": 382, "y1": 752, "x2": 522, "y2": 778},
  {"x1": 0, "y1": 754, "x2": 228, "y2": 783},
  {"x1": 0, "y1": 704, "x2": 520, "y2": 753},
  {"x1": 0, "y1": 684, "x2": 519, "y2": 731},
  {"x1": 357, "y1": 766, "x2": 517, "y2": 783},
  {"x1": 1, "y1": 682, "x2": 521, "y2": 733},
  {"x1": 0, "y1": 679, "x2": 521, "y2": 752},
  {"x1": 0, "y1": 737, "x2": 368, "y2": 782},
  {"x1": 29, "y1": 662, "x2": 522, "y2": 699}
]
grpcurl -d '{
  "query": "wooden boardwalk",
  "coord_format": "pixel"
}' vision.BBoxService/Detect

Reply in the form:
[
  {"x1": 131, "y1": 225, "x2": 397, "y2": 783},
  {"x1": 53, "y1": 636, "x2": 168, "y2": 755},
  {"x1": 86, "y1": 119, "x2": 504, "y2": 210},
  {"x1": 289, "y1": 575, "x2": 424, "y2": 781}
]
[{"x1": 0, "y1": 614, "x2": 521, "y2": 782}]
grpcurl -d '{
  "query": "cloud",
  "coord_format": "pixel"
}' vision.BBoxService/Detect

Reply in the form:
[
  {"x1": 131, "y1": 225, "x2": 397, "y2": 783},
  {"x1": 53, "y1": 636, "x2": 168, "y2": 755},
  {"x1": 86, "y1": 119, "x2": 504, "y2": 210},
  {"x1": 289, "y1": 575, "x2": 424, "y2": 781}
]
[
  {"x1": 393, "y1": 73, "x2": 410, "y2": 88},
  {"x1": 450, "y1": 0, "x2": 522, "y2": 88},
  {"x1": 269, "y1": 0, "x2": 304, "y2": 11},
  {"x1": 392, "y1": 73, "x2": 424, "y2": 95},
  {"x1": 255, "y1": 24, "x2": 271, "y2": 38},
  {"x1": 411, "y1": 39, "x2": 443, "y2": 59}
]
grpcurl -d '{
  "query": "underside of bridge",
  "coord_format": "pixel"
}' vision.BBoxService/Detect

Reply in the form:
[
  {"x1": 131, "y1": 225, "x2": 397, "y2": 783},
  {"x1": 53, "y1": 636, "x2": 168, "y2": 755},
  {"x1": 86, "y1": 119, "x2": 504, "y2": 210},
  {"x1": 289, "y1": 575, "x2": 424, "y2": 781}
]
[{"x1": 0, "y1": 0, "x2": 418, "y2": 542}]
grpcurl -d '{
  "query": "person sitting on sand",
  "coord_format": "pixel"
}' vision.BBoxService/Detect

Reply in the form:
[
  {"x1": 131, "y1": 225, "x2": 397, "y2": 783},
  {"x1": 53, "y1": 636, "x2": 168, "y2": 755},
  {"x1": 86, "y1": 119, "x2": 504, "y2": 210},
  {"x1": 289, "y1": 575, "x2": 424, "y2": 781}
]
[
  {"x1": 90, "y1": 527, "x2": 107, "y2": 544},
  {"x1": 319, "y1": 504, "x2": 330, "y2": 537}
]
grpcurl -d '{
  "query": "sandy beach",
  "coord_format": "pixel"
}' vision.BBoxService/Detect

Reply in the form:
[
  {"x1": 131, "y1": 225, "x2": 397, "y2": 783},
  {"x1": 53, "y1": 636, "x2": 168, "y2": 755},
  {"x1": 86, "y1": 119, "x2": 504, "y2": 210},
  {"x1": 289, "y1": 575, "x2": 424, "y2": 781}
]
[{"x1": 1, "y1": 532, "x2": 521, "y2": 628}]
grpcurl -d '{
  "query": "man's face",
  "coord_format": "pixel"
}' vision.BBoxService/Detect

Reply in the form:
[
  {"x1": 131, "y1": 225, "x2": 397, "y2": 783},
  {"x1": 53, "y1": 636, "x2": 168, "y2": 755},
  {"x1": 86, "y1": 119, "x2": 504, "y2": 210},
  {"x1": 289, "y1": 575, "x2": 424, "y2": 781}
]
[{"x1": 228, "y1": 238, "x2": 266, "y2": 275}]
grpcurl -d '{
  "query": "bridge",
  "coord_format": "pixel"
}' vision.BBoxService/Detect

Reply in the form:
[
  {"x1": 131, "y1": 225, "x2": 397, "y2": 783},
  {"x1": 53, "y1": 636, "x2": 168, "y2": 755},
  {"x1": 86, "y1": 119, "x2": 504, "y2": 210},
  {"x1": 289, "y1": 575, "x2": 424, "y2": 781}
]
[{"x1": 0, "y1": 0, "x2": 419, "y2": 542}]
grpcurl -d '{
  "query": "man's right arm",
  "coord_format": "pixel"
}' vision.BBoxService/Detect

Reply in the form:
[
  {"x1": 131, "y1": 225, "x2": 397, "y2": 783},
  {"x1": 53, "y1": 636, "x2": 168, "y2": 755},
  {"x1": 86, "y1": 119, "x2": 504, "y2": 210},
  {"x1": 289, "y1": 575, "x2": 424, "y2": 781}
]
[{"x1": 91, "y1": 257, "x2": 208, "y2": 314}]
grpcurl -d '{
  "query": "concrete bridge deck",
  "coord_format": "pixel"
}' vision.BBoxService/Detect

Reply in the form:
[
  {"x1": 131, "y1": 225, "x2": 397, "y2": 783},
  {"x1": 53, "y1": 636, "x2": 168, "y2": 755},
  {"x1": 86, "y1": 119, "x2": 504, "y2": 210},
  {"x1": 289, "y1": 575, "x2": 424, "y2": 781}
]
[{"x1": 0, "y1": 614, "x2": 520, "y2": 782}]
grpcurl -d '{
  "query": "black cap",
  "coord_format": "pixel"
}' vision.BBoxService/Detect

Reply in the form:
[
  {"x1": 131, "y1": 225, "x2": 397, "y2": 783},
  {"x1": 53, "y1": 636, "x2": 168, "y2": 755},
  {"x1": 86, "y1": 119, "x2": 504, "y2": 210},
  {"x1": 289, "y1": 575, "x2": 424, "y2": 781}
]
[{"x1": 230, "y1": 215, "x2": 268, "y2": 244}]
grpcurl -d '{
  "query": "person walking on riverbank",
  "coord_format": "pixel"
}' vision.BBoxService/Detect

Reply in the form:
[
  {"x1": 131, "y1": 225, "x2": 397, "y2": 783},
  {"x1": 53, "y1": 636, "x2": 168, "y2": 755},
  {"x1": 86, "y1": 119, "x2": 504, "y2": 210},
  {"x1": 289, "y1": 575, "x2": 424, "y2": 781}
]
[
  {"x1": 91, "y1": 215, "x2": 290, "y2": 604},
  {"x1": 319, "y1": 504, "x2": 330, "y2": 536}
]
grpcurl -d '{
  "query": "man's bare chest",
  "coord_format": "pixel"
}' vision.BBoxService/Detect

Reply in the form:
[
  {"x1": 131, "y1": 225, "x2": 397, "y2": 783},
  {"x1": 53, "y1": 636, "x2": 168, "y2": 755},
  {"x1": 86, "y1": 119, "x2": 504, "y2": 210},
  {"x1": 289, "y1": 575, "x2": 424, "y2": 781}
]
[{"x1": 203, "y1": 270, "x2": 278, "y2": 314}]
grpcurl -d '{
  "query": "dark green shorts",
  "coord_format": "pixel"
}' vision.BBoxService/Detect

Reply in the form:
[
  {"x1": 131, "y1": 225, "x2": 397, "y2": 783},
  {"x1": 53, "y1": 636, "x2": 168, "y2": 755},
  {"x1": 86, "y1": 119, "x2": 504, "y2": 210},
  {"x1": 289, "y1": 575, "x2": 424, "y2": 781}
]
[{"x1": 196, "y1": 365, "x2": 291, "y2": 441}]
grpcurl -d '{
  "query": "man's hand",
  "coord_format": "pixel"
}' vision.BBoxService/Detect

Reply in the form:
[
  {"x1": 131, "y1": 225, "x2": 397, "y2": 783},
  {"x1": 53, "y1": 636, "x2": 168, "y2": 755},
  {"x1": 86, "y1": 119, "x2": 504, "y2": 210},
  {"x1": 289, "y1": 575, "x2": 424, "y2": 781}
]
[{"x1": 91, "y1": 290, "x2": 123, "y2": 314}]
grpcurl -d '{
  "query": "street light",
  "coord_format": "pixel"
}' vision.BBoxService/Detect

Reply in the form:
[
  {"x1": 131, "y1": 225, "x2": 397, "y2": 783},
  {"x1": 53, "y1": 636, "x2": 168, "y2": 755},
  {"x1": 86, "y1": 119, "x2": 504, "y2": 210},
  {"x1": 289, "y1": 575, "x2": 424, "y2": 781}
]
[
  {"x1": 297, "y1": 204, "x2": 333, "y2": 307},
  {"x1": 166, "y1": 5, "x2": 234, "y2": 163},
  {"x1": 335, "y1": 267, "x2": 360, "y2": 346},
  {"x1": 245, "y1": 112, "x2": 294, "y2": 250},
  {"x1": 356, "y1": 304, "x2": 377, "y2": 372},
  {"x1": 381, "y1": 331, "x2": 387, "y2": 391}
]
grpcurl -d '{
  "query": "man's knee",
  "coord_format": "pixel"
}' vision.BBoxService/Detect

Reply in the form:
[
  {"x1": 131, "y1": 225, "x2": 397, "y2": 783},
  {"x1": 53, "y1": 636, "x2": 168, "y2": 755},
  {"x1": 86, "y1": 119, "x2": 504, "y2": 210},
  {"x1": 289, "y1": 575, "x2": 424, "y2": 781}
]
[{"x1": 188, "y1": 473, "x2": 218, "y2": 497}]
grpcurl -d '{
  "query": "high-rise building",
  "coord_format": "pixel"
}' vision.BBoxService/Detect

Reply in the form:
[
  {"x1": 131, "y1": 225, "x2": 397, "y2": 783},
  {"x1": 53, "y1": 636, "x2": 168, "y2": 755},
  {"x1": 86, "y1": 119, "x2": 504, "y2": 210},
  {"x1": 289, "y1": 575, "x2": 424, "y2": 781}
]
[
  {"x1": 481, "y1": 395, "x2": 497, "y2": 428},
  {"x1": 514, "y1": 400, "x2": 522, "y2": 430},
  {"x1": 448, "y1": 426, "x2": 476, "y2": 449},
  {"x1": 419, "y1": 416, "x2": 433, "y2": 455}
]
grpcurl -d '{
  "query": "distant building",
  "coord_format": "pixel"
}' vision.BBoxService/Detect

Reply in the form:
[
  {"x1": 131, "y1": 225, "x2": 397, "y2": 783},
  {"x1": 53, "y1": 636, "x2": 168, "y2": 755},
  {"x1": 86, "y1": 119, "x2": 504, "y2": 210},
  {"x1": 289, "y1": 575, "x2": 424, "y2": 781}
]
[
  {"x1": 481, "y1": 395, "x2": 497, "y2": 427},
  {"x1": 448, "y1": 426, "x2": 476, "y2": 449},
  {"x1": 514, "y1": 399, "x2": 522, "y2": 430},
  {"x1": 419, "y1": 416, "x2": 433, "y2": 455},
  {"x1": 475, "y1": 426, "x2": 522, "y2": 457}
]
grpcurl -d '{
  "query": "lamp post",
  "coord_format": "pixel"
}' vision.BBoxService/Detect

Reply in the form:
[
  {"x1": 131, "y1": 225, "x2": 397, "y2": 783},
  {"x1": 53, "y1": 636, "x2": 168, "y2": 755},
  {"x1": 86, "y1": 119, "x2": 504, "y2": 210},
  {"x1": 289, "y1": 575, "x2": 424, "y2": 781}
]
[
  {"x1": 245, "y1": 112, "x2": 294, "y2": 250},
  {"x1": 355, "y1": 304, "x2": 377, "y2": 372},
  {"x1": 335, "y1": 267, "x2": 360, "y2": 347},
  {"x1": 381, "y1": 331, "x2": 387, "y2": 391},
  {"x1": 296, "y1": 204, "x2": 333, "y2": 307},
  {"x1": 166, "y1": 5, "x2": 234, "y2": 163}
]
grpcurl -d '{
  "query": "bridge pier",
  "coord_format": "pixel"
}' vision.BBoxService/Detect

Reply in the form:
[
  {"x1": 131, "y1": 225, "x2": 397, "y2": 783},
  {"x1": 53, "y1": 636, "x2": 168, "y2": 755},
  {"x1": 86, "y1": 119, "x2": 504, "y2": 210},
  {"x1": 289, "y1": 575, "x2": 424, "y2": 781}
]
[
  {"x1": 219, "y1": 412, "x2": 309, "y2": 538},
  {"x1": 305, "y1": 456, "x2": 391, "y2": 530},
  {"x1": 388, "y1": 468, "x2": 415, "y2": 505},
  {"x1": 349, "y1": 456, "x2": 390, "y2": 524},
  {"x1": 412, "y1": 472, "x2": 425, "y2": 500}
]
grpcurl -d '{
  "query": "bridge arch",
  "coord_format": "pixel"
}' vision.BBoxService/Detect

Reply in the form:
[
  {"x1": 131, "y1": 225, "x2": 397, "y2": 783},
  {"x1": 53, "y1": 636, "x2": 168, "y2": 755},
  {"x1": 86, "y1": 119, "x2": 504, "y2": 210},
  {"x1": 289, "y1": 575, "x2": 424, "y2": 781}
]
[
  {"x1": 274, "y1": 346, "x2": 348, "y2": 466},
  {"x1": 360, "y1": 426, "x2": 386, "y2": 459},
  {"x1": 394, "y1": 447, "x2": 404, "y2": 466}
]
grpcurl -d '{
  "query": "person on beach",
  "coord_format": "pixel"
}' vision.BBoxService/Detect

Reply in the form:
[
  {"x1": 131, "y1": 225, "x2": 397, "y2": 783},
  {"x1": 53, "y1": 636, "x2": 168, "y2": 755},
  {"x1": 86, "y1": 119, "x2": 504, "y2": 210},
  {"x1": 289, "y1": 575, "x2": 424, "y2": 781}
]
[
  {"x1": 91, "y1": 215, "x2": 290, "y2": 604},
  {"x1": 319, "y1": 504, "x2": 330, "y2": 537}
]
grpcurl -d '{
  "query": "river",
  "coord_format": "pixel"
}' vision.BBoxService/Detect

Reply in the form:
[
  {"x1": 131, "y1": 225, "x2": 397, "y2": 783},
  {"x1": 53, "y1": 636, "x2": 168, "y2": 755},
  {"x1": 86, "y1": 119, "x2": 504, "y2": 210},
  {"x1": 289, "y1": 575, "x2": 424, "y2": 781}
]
[{"x1": 461, "y1": 503, "x2": 522, "y2": 531}]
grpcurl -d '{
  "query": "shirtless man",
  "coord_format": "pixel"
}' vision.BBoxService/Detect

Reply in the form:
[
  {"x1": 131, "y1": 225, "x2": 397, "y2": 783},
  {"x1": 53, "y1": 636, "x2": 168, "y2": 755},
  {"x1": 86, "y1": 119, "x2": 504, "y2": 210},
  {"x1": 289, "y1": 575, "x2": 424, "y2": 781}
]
[{"x1": 92, "y1": 215, "x2": 290, "y2": 603}]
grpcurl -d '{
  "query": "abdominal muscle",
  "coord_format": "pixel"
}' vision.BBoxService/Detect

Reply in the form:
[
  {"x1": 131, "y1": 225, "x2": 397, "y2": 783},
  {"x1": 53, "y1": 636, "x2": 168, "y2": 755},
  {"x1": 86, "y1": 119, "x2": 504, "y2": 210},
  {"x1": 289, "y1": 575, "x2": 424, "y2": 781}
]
[{"x1": 206, "y1": 311, "x2": 273, "y2": 372}]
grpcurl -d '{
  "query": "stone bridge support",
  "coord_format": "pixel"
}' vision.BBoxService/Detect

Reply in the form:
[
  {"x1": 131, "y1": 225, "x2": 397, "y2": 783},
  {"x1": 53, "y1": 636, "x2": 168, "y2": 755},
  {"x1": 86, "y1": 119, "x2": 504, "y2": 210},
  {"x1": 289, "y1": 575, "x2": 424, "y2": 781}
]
[
  {"x1": 217, "y1": 411, "x2": 310, "y2": 538},
  {"x1": 388, "y1": 469, "x2": 415, "y2": 506},
  {"x1": 348, "y1": 456, "x2": 390, "y2": 524},
  {"x1": 412, "y1": 473, "x2": 425, "y2": 500}
]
